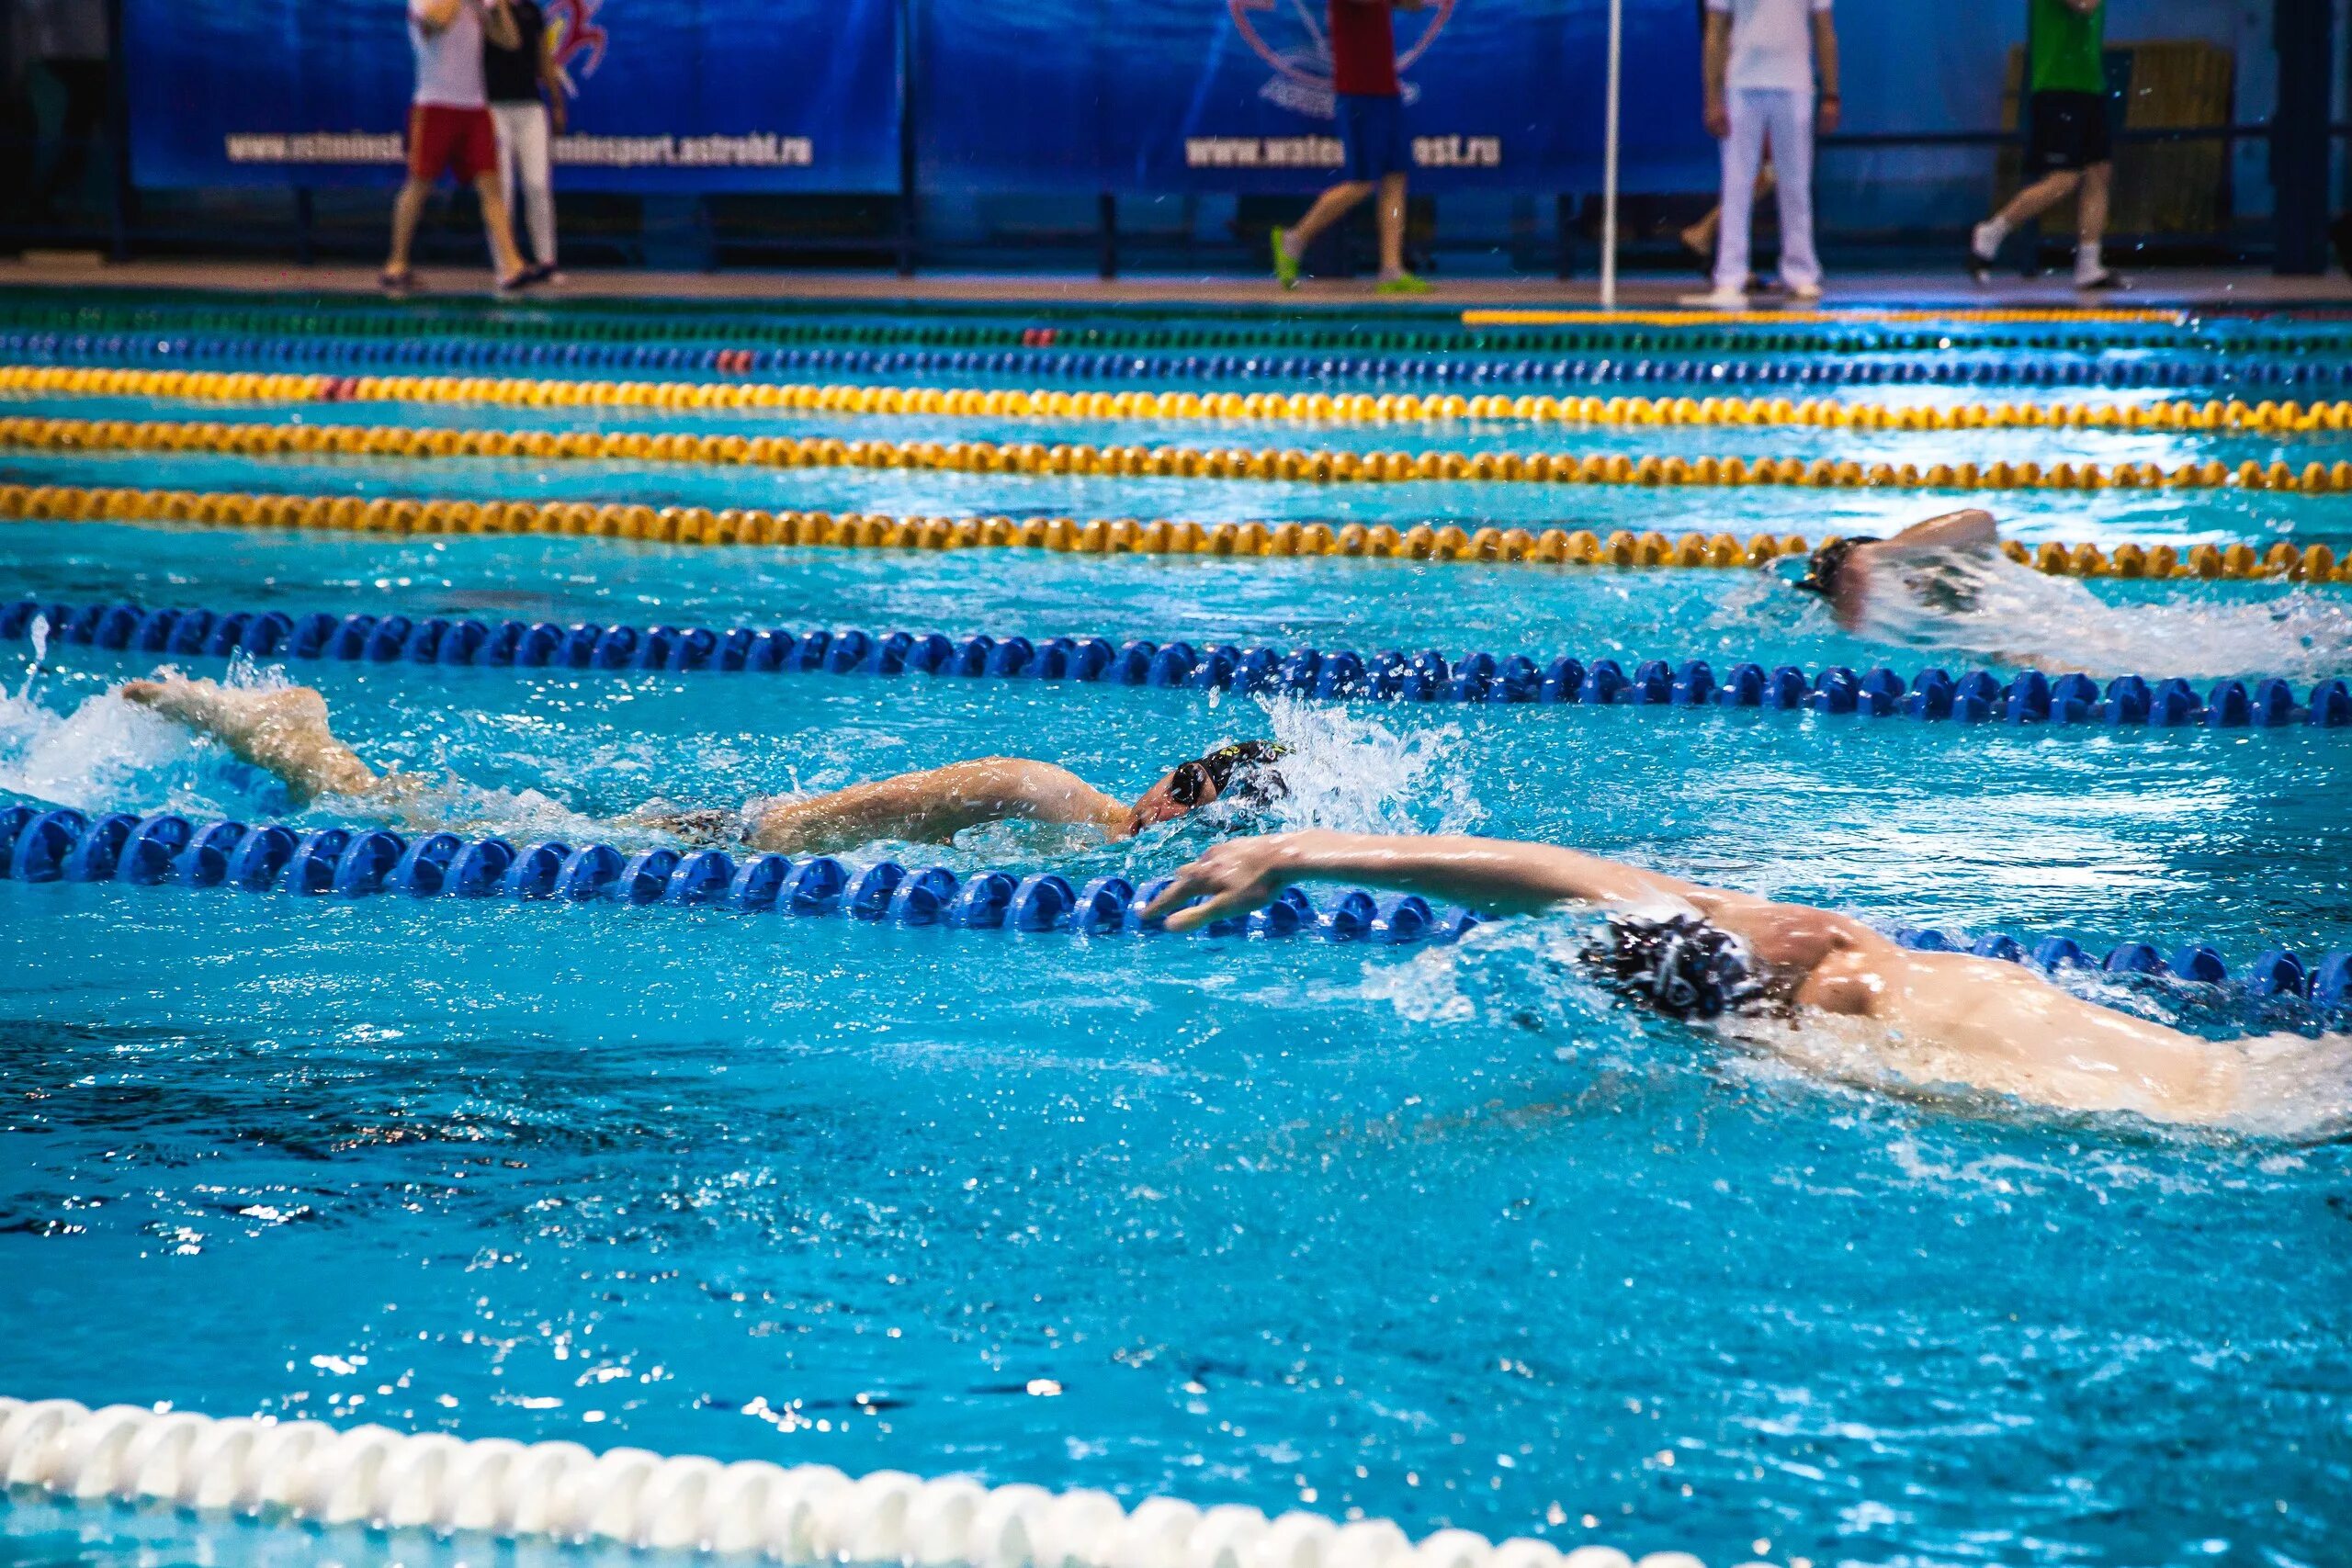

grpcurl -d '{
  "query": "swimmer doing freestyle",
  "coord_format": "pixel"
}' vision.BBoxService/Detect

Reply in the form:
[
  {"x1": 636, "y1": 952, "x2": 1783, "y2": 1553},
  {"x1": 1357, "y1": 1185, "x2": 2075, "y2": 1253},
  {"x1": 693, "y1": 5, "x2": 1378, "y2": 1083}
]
[
  {"x1": 1145, "y1": 830, "x2": 2332, "y2": 1128},
  {"x1": 115, "y1": 675, "x2": 1289, "y2": 851},
  {"x1": 1791, "y1": 506, "x2": 2006, "y2": 633},
  {"x1": 1782, "y1": 504, "x2": 2352, "y2": 679}
]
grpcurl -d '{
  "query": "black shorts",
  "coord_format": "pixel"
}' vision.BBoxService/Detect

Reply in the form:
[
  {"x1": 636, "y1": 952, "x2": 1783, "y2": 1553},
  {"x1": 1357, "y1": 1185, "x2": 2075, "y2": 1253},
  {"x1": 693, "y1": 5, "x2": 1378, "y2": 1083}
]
[{"x1": 2024, "y1": 89, "x2": 2111, "y2": 176}]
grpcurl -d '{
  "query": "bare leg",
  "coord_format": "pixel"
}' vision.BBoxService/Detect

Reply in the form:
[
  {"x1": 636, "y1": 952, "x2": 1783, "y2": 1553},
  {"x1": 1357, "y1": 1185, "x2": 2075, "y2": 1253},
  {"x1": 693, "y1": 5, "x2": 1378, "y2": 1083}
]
[
  {"x1": 1680, "y1": 205, "x2": 1721, "y2": 256},
  {"x1": 387, "y1": 178, "x2": 434, "y2": 275},
  {"x1": 1374, "y1": 172, "x2": 1408, "y2": 278},
  {"x1": 1682, "y1": 162, "x2": 1772, "y2": 265},
  {"x1": 469, "y1": 171, "x2": 527, "y2": 281},
  {"x1": 1992, "y1": 169, "x2": 2082, "y2": 231},
  {"x1": 1283, "y1": 179, "x2": 1375, "y2": 261},
  {"x1": 119, "y1": 676, "x2": 384, "y2": 803},
  {"x1": 2076, "y1": 163, "x2": 2110, "y2": 245}
]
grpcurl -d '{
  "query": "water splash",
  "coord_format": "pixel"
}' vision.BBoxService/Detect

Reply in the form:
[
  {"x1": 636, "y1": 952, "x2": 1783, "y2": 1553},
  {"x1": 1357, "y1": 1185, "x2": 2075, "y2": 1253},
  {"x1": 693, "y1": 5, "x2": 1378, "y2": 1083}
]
[
  {"x1": 1252, "y1": 694, "x2": 1484, "y2": 836},
  {"x1": 13, "y1": 614, "x2": 47, "y2": 705},
  {"x1": 1838, "y1": 546, "x2": 2352, "y2": 679}
]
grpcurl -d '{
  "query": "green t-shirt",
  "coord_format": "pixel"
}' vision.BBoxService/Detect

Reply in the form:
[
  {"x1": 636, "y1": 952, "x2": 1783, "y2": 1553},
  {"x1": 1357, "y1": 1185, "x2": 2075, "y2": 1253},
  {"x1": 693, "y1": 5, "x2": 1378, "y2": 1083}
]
[{"x1": 2029, "y1": 0, "x2": 2106, "y2": 95}]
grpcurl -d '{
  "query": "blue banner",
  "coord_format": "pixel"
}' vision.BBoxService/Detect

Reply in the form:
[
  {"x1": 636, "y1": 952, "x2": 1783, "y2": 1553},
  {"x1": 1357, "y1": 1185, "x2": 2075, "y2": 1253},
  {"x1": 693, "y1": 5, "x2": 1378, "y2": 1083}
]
[
  {"x1": 125, "y1": 0, "x2": 901, "y2": 193},
  {"x1": 918, "y1": 0, "x2": 1713, "y2": 196}
]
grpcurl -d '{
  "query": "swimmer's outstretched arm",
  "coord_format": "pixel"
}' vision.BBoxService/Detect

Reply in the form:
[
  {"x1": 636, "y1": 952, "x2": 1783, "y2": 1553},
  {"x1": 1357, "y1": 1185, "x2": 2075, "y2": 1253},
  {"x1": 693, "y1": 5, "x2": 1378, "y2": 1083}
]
[
  {"x1": 1144, "y1": 829, "x2": 1726, "y2": 932},
  {"x1": 745, "y1": 758, "x2": 1129, "y2": 854},
  {"x1": 1879, "y1": 508, "x2": 1998, "y2": 553},
  {"x1": 119, "y1": 676, "x2": 386, "y2": 804}
]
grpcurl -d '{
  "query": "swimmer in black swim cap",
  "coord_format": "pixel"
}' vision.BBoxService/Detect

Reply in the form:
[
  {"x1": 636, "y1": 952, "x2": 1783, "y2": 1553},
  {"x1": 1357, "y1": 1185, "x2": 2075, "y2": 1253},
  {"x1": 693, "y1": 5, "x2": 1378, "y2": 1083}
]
[
  {"x1": 1580, "y1": 911, "x2": 1769, "y2": 1021},
  {"x1": 1788, "y1": 508, "x2": 1998, "y2": 629},
  {"x1": 117, "y1": 674, "x2": 1289, "y2": 855},
  {"x1": 1794, "y1": 535, "x2": 1882, "y2": 602},
  {"x1": 1144, "y1": 828, "x2": 2320, "y2": 1126}
]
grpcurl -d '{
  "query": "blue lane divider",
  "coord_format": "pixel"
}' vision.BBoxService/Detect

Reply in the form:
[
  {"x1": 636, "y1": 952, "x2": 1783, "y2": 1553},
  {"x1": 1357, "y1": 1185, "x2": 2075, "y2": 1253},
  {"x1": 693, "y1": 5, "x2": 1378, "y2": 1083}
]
[
  {"x1": 0, "y1": 804, "x2": 1480, "y2": 947},
  {"x1": 1889, "y1": 924, "x2": 2352, "y2": 1010},
  {"x1": 8, "y1": 598, "x2": 2351, "y2": 734},
  {"x1": 5, "y1": 328, "x2": 2346, "y2": 392},
  {"x1": 5, "y1": 802, "x2": 2346, "y2": 1010}
]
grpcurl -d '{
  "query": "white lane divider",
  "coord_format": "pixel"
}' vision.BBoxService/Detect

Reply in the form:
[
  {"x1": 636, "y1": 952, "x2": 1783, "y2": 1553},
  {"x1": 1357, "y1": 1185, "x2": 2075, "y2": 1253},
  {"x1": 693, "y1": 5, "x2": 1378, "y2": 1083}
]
[{"x1": 0, "y1": 1398, "x2": 1762, "y2": 1568}]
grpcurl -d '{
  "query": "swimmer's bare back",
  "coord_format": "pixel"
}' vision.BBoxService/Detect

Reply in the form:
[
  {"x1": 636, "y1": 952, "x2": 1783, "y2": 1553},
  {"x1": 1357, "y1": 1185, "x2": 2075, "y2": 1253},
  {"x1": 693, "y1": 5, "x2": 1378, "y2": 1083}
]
[{"x1": 1148, "y1": 829, "x2": 2261, "y2": 1126}]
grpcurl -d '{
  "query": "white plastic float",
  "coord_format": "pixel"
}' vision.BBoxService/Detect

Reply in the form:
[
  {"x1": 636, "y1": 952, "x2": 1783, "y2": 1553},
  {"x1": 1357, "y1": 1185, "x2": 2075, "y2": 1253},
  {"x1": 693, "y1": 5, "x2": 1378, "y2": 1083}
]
[{"x1": 0, "y1": 1398, "x2": 1770, "y2": 1568}]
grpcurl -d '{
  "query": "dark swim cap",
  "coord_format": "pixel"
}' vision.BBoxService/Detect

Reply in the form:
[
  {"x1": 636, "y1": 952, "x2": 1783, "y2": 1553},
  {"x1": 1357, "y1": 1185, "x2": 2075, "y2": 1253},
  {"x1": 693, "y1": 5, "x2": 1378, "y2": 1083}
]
[
  {"x1": 1170, "y1": 740, "x2": 1292, "y2": 808},
  {"x1": 1794, "y1": 536, "x2": 1881, "y2": 597},
  {"x1": 1580, "y1": 914, "x2": 1763, "y2": 1021}
]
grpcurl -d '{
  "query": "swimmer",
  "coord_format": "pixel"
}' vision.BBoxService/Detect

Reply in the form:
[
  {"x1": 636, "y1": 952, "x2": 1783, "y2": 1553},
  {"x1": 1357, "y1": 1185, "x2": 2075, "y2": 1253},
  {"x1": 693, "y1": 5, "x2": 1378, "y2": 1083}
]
[
  {"x1": 1788, "y1": 507, "x2": 2352, "y2": 679},
  {"x1": 1146, "y1": 829, "x2": 2319, "y2": 1127},
  {"x1": 115, "y1": 674, "x2": 1288, "y2": 853},
  {"x1": 1791, "y1": 506, "x2": 2003, "y2": 635}
]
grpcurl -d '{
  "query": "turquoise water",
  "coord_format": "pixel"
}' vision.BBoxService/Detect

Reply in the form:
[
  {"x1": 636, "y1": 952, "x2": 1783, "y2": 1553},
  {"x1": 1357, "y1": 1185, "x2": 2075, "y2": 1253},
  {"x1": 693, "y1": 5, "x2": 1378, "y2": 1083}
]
[{"x1": 4, "y1": 330, "x2": 2352, "y2": 1568}]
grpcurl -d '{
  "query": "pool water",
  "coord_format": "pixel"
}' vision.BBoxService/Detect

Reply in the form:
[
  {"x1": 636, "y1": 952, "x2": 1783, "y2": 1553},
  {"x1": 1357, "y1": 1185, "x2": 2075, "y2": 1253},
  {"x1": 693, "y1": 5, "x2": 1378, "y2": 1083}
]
[{"x1": 3, "y1": 306, "x2": 2351, "y2": 1568}]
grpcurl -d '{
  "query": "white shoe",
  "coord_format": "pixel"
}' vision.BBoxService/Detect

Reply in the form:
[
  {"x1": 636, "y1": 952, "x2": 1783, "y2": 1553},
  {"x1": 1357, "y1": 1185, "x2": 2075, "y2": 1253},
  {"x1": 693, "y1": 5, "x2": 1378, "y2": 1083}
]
[
  {"x1": 1967, "y1": 222, "x2": 2003, "y2": 282},
  {"x1": 1788, "y1": 281, "x2": 1823, "y2": 302},
  {"x1": 1678, "y1": 287, "x2": 1750, "y2": 310}
]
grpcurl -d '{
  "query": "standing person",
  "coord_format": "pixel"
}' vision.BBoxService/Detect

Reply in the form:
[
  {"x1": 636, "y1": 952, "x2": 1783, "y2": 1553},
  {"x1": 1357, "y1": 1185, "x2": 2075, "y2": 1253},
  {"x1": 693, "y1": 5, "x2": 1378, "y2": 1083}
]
[
  {"x1": 384, "y1": 0, "x2": 532, "y2": 296},
  {"x1": 1965, "y1": 0, "x2": 2118, "y2": 289},
  {"x1": 484, "y1": 0, "x2": 564, "y2": 284},
  {"x1": 1269, "y1": 0, "x2": 1430, "y2": 297},
  {"x1": 1680, "y1": 0, "x2": 1838, "y2": 310}
]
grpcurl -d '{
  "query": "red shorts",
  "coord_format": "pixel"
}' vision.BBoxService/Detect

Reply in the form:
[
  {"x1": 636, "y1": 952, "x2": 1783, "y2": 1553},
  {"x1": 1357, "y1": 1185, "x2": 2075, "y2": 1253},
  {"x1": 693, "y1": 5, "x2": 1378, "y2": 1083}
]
[{"x1": 406, "y1": 104, "x2": 496, "y2": 184}]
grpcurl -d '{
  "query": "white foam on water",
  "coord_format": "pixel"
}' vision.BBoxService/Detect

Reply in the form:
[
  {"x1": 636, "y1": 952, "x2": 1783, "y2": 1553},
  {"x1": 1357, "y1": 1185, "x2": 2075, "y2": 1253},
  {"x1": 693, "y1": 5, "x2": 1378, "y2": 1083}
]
[
  {"x1": 1253, "y1": 694, "x2": 1485, "y2": 836},
  {"x1": 12, "y1": 613, "x2": 48, "y2": 704},
  {"x1": 1844, "y1": 546, "x2": 2352, "y2": 680}
]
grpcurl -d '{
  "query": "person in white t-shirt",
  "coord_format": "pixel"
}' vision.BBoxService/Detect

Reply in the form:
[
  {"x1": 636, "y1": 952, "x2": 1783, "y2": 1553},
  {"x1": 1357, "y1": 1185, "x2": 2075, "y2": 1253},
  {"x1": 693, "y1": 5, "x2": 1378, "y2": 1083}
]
[
  {"x1": 1681, "y1": 0, "x2": 1839, "y2": 310},
  {"x1": 384, "y1": 0, "x2": 532, "y2": 296}
]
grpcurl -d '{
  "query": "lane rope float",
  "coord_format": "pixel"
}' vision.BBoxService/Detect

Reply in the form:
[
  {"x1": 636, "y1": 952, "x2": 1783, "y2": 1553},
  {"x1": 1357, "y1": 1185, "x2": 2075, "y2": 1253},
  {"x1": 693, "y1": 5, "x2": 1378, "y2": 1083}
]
[
  {"x1": 10, "y1": 597, "x2": 2350, "y2": 733},
  {"x1": 10, "y1": 296, "x2": 2346, "y2": 365},
  {"x1": 0, "y1": 1397, "x2": 1726, "y2": 1568},
  {"x1": 6, "y1": 324, "x2": 2347, "y2": 394},
  {"x1": 1, "y1": 807, "x2": 2345, "y2": 1005},
  {"x1": 11, "y1": 412, "x2": 2352, "y2": 499},
  {"x1": 0, "y1": 804, "x2": 1477, "y2": 945},
  {"x1": 3, "y1": 480, "x2": 2342, "y2": 584},
  {"x1": 1888, "y1": 925, "x2": 2351, "y2": 1004},
  {"x1": 23, "y1": 362, "x2": 2352, "y2": 437},
  {"x1": 1459, "y1": 308, "x2": 2184, "y2": 328}
]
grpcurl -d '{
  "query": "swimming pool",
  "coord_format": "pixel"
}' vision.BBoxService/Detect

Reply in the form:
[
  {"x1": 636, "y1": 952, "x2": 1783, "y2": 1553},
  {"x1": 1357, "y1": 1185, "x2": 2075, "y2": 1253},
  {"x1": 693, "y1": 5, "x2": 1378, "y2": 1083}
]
[{"x1": 3, "y1": 292, "x2": 2349, "y2": 1568}]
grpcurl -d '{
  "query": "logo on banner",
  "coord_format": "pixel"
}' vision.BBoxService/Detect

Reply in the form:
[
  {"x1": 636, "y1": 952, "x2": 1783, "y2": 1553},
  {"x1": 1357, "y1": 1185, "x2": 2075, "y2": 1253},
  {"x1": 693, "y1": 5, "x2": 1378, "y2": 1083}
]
[
  {"x1": 546, "y1": 0, "x2": 610, "y2": 97},
  {"x1": 1227, "y1": 0, "x2": 1455, "y2": 118}
]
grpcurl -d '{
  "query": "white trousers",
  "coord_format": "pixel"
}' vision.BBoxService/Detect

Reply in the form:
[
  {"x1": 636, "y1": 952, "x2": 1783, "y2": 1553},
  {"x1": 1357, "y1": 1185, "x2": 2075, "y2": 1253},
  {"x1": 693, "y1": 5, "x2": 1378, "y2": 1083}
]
[
  {"x1": 1715, "y1": 86, "x2": 1819, "y2": 291},
  {"x1": 491, "y1": 100, "x2": 556, "y2": 266}
]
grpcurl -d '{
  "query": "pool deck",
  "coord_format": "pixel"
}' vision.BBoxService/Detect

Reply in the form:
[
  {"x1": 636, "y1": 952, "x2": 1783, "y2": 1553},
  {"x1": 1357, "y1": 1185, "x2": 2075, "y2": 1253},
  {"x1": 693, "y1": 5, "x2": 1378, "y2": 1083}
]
[{"x1": 4, "y1": 256, "x2": 2351, "y2": 313}]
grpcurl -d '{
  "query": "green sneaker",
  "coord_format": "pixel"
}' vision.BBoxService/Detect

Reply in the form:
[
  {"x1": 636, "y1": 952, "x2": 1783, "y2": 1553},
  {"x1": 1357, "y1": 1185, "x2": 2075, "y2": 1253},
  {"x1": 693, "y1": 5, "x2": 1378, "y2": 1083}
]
[
  {"x1": 1271, "y1": 227, "x2": 1300, "y2": 289},
  {"x1": 1375, "y1": 271, "x2": 1433, "y2": 296}
]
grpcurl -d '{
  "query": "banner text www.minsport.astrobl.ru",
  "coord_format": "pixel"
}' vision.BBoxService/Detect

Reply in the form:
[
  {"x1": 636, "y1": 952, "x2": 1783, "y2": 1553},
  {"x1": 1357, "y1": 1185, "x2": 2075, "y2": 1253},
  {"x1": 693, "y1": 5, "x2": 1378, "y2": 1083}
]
[{"x1": 223, "y1": 131, "x2": 815, "y2": 169}]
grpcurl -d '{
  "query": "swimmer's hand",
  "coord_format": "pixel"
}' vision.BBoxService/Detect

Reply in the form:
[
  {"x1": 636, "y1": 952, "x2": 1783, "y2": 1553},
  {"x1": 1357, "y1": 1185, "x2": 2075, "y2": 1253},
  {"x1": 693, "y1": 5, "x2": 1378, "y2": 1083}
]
[{"x1": 1145, "y1": 833, "x2": 1315, "y2": 931}]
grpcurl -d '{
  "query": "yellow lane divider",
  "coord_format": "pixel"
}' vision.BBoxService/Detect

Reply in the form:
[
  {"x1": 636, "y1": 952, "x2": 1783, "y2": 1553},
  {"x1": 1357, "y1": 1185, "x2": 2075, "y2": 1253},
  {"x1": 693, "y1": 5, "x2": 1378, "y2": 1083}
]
[
  {"x1": 1460, "y1": 307, "x2": 2184, "y2": 327},
  {"x1": 10, "y1": 362, "x2": 2351, "y2": 434},
  {"x1": 3, "y1": 480, "x2": 2342, "y2": 582},
  {"x1": 7, "y1": 412, "x2": 2352, "y2": 496}
]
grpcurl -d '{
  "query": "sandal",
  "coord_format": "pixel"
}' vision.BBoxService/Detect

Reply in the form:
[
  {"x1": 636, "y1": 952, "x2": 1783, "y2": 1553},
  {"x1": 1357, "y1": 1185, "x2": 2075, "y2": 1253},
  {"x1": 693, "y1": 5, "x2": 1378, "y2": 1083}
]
[{"x1": 379, "y1": 267, "x2": 419, "y2": 296}]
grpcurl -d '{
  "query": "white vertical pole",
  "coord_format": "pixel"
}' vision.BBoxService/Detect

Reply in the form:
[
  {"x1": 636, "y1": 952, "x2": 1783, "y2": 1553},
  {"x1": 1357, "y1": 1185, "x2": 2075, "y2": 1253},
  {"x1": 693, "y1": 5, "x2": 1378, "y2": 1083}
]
[{"x1": 1600, "y1": 0, "x2": 1623, "y2": 308}]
